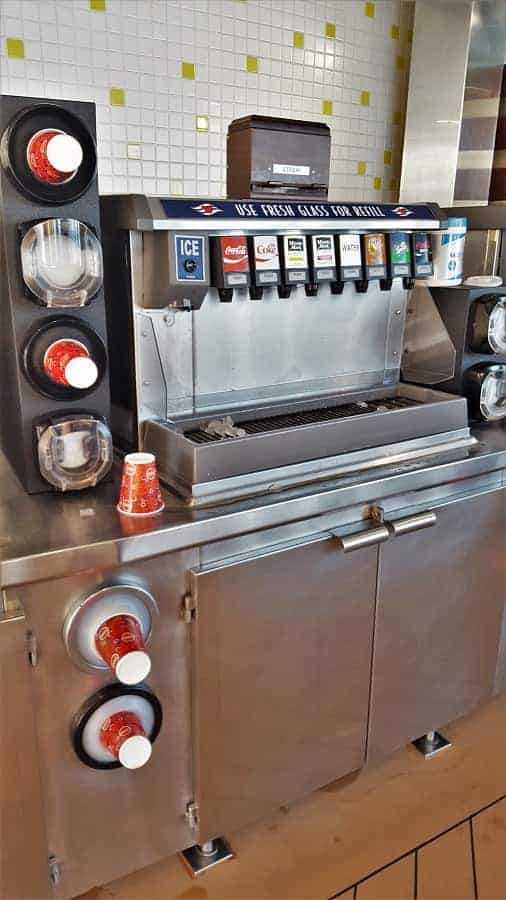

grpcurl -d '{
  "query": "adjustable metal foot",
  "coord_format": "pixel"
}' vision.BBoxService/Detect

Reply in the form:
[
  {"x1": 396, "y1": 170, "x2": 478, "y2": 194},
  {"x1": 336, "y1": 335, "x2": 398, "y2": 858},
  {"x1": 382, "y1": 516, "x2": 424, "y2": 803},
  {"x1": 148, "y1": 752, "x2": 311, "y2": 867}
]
[
  {"x1": 180, "y1": 837, "x2": 234, "y2": 877},
  {"x1": 412, "y1": 729, "x2": 452, "y2": 758}
]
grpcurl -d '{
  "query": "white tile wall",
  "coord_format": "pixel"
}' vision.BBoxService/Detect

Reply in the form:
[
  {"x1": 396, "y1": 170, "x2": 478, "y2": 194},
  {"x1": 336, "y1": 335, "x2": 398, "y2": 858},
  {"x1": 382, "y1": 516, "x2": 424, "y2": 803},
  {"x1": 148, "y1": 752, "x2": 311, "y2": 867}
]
[{"x1": 0, "y1": 0, "x2": 413, "y2": 201}]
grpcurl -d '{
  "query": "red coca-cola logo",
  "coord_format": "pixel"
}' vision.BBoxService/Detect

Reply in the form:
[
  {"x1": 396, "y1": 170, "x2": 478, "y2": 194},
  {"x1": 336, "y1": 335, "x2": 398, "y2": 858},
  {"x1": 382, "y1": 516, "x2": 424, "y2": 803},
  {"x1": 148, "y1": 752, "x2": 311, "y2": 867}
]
[{"x1": 221, "y1": 236, "x2": 249, "y2": 272}]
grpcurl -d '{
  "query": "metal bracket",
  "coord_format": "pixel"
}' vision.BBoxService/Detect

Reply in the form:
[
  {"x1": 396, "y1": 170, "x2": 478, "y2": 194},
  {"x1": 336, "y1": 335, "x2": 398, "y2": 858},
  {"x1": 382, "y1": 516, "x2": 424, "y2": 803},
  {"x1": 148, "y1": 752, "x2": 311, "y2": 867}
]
[
  {"x1": 412, "y1": 730, "x2": 452, "y2": 758},
  {"x1": 371, "y1": 504, "x2": 385, "y2": 523},
  {"x1": 26, "y1": 631, "x2": 38, "y2": 667},
  {"x1": 181, "y1": 594, "x2": 196, "y2": 624},
  {"x1": 180, "y1": 838, "x2": 234, "y2": 878},
  {"x1": 185, "y1": 800, "x2": 199, "y2": 830},
  {"x1": 48, "y1": 855, "x2": 61, "y2": 886}
]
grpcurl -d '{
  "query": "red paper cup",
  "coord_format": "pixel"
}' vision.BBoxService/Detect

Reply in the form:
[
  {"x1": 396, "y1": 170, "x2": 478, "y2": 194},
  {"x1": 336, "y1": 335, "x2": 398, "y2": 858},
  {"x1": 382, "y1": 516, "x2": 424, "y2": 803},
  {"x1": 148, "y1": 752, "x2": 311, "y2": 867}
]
[
  {"x1": 43, "y1": 338, "x2": 98, "y2": 389},
  {"x1": 117, "y1": 452, "x2": 164, "y2": 517},
  {"x1": 27, "y1": 128, "x2": 83, "y2": 184},
  {"x1": 95, "y1": 614, "x2": 151, "y2": 685},
  {"x1": 100, "y1": 710, "x2": 152, "y2": 769}
]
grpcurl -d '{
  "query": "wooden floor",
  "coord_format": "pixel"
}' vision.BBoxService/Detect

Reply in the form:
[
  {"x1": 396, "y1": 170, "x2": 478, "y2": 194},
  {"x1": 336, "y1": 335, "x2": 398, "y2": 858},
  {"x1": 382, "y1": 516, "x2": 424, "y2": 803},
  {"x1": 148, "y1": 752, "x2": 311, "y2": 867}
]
[{"x1": 80, "y1": 693, "x2": 506, "y2": 900}]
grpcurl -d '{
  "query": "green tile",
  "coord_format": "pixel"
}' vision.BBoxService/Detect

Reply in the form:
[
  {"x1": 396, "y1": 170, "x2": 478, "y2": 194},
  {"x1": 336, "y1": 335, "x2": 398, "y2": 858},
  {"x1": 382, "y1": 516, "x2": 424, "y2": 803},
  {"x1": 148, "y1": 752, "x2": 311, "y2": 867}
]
[
  {"x1": 90, "y1": 0, "x2": 106, "y2": 10},
  {"x1": 109, "y1": 87, "x2": 125, "y2": 106},
  {"x1": 195, "y1": 114, "x2": 209, "y2": 132},
  {"x1": 6, "y1": 38, "x2": 24, "y2": 59},
  {"x1": 391, "y1": 24, "x2": 400, "y2": 40},
  {"x1": 325, "y1": 22, "x2": 336, "y2": 39},
  {"x1": 365, "y1": 2, "x2": 375, "y2": 18},
  {"x1": 373, "y1": 176, "x2": 382, "y2": 191},
  {"x1": 246, "y1": 55, "x2": 258, "y2": 73},
  {"x1": 181, "y1": 61, "x2": 195, "y2": 80},
  {"x1": 357, "y1": 161, "x2": 366, "y2": 176},
  {"x1": 322, "y1": 99, "x2": 333, "y2": 116},
  {"x1": 360, "y1": 90, "x2": 370, "y2": 107},
  {"x1": 383, "y1": 149, "x2": 392, "y2": 165},
  {"x1": 293, "y1": 31, "x2": 304, "y2": 49}
]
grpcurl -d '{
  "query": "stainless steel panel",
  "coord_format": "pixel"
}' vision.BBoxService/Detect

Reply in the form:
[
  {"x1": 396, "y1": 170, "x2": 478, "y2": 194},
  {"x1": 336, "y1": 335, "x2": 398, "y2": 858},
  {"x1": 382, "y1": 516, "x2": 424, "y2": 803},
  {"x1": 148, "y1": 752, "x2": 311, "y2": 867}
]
[
  {"x1": 462, "y1": 230, "x2": 502, "y2": 278},
  {"x1": 367, "y1": 488, "x2": 506, "y2": 762},
  {"x1": 402, "y1": 285, "x2": 457, "y2": 385},
  {"x1": 8, "y1": 551, "x2": 196, "y2": 899},
  {"x1": 399, "y1": 1, "x2": 472, "y2": 206},
  {"x1": 0, "y1": 610, "x2": 51, "y2": 900},
  {"x1": 191, "y1": 533, "x2": 377, "y2": 839},
  {"x1": 190, "y1": 282, "x2": 406, "y2": 407}
]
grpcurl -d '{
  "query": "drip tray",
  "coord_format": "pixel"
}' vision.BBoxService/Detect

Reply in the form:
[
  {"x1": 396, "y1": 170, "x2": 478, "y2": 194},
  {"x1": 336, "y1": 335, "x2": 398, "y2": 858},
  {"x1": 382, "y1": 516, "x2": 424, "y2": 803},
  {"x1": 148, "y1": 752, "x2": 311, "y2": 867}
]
[{"x1": 142, "y1": 384, "x2": 474, "y2": 506}]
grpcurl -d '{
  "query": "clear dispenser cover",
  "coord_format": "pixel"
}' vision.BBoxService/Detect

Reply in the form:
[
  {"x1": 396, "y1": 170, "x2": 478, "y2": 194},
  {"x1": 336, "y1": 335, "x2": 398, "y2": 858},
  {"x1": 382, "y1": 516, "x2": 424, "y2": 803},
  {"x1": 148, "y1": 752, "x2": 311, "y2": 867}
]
[
  {"x1": 37, "y1": 415, "x2": 113, "y2": 491},
  {"x1": 488, "y1": 298, "x2": 506, "y2": 354},
  {"x1": 20, "y1": 218, "x2": 103, "y2": 307},
  {"x1": 480, "y1": 365, "x2": 506, "y2": 420}
]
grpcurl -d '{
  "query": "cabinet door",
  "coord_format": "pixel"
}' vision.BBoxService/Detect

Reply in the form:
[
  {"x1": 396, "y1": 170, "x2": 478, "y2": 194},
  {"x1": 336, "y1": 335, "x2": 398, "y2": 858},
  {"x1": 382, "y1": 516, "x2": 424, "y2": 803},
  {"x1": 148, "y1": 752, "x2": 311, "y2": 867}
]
[
  {"x1": 368, "y1": 489, "x2": 506, "y2": 762},
  {"x1": 192, "y1": 533, "x2": 378, "y2": 840}
]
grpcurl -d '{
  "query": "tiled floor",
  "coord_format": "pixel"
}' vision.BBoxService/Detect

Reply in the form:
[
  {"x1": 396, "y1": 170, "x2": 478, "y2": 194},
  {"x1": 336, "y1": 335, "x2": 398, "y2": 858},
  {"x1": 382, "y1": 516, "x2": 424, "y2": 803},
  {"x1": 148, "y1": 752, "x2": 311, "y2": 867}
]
[
  {"x1": 332, "y1": 797, "x2": 506, "y2": 899},
  {"x1": 80, "y1": 693, "x2": 506, "y2": 900}
]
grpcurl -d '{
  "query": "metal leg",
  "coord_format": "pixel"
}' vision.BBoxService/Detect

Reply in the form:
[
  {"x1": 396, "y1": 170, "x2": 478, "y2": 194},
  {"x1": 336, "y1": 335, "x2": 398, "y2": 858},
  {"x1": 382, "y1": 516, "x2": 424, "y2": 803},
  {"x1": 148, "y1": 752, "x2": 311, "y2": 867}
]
[
  {"x1": 180, "y1": 837, "x2": 234, "y2": 877},
  {"x1": 412, "y1": 729, "x2": 452, "y2": 758}
]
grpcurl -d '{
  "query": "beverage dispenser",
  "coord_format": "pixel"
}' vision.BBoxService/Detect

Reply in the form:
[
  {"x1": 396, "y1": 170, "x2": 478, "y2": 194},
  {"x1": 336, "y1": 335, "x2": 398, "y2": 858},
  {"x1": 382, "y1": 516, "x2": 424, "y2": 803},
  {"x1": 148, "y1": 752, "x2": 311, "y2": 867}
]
[{"x1": 0, "y1": 95, "x2": 112, "y2": 492}]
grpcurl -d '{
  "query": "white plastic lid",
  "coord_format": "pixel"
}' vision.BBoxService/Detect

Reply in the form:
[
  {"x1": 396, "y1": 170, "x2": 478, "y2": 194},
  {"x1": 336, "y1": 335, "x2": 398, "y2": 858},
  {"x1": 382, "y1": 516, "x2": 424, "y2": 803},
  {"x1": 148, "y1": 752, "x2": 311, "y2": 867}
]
[
  {"x1": 64, "y1": 356, "x2": 98, "y2": 389},
  {"x1": 115, "y1": 650, "x2": 152, "y2": 686},
  {"x1": 118, "y1": 734, "x2": 152, "y2": 769},
  {"x1": 46, "y1": 133, "x2": 83, "y2": 174}
]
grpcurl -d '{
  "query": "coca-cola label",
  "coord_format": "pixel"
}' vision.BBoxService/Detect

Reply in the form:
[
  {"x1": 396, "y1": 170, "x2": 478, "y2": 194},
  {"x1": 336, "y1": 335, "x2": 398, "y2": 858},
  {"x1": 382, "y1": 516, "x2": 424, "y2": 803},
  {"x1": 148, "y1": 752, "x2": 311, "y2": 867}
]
[
  {"x1": 220, "y1": 236, "x2": 249, "y2": 272},
  {"x1": 282, "y1": 235, "x2": 307, "y2": 270},
  {"x1": 253, "y1": 235, "x2": 280, "y2": 271},
  {"x1": 312, "y1": 235, "x2": 336, "y2": 268}
]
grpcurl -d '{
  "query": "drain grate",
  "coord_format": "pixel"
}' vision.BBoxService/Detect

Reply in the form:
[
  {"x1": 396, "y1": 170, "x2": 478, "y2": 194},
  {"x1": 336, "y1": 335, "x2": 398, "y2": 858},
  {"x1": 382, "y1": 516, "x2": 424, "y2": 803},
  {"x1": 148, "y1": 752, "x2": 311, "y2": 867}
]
[{"x1": 185, "y1": 397, "x2": 420, "y2": 444}]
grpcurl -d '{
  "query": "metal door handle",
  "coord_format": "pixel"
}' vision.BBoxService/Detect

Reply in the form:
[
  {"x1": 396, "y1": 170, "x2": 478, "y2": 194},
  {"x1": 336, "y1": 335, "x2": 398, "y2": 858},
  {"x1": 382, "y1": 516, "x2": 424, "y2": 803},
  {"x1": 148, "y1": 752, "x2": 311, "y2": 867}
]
[
  {"x1": 334, "y1": 524, "x2": 390, "y2": 553},
  {"x1": 387, "y1": 509, "x2": 437, "y2": 536}
]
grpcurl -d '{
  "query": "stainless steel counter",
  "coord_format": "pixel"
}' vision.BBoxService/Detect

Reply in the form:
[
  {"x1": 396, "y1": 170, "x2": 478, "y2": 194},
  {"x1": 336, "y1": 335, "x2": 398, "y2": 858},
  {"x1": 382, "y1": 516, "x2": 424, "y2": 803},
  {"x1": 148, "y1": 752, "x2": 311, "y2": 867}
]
[{"x1": 1, "y1": 423, "x2": 504, "y2": 589}]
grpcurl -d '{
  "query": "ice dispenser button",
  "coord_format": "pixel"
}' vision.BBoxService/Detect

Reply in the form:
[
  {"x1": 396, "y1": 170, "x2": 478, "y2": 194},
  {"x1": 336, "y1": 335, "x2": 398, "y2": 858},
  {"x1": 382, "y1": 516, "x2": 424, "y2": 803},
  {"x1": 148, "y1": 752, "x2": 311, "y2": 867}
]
[{"x1": 175, "y1": 235, "x2": 206, "y2": 282}]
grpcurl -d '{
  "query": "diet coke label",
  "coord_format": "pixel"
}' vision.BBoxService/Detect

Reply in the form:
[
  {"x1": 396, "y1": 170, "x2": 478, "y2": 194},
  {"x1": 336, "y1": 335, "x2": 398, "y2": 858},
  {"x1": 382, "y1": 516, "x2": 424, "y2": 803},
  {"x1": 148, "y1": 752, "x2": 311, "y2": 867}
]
[{"x1": 253, "y1": 235, "x2": 280, "y2": 271}]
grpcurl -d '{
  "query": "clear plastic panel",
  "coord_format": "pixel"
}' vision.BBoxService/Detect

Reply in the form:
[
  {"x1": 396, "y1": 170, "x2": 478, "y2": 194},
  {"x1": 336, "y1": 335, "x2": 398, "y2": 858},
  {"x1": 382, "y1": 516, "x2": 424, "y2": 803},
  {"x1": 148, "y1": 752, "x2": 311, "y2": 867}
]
[
  {"x1": 37, "y1": 415, "x2": 113, "y2": 491},
  {"x1": 480, "y1": 366, "x2": 506, "y2": 421},
  {"x1": 20, "y1": 218, "x2": 103, "y2": 307},
  {"x1": 488, "y1": 299, "x2": 506, "y2": 354}
]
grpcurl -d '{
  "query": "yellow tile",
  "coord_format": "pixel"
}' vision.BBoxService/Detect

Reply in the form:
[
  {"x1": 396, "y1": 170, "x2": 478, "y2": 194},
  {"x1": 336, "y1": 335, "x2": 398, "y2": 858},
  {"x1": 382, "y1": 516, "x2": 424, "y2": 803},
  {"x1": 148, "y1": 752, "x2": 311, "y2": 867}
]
[
  {"x1": 393, "y1": 110, "x2": 402, "y2": 126},
  {"x1": 391, "y1": 24, "x2": 400, "y2": 40},
  {"x1": 181, "y1": 61, "x2": 195, "y2": 80},
  {"x1": 357, "y1": 161, "x2": 366, "y2": 176},
  {"x1": 373, "y1": 176, "x2": 382, "y2": 190},
  {"x1": 195, "y1": 115, "x2": 209, "y2": 132},
  {"x1": 325, "y1": 22, "x2": 336, "y2": 39},
  {"x1": 322, "y1": 99, "x2": 333, "y2": 116},
  {"x1": 6, "y1": 38, "x2": 24, "y2": 59},
  {"x1": 360, "y1": 91, "x2": 370, "y2": 107},
  {"x1": 89, "y1": 0, "x2": 106, "y2": 10},
  {"x1": 407, "y1": 28, "x2": 413, "y2": 43},
  {"x1": 246, "y1": 55, "x2": 258, "y2": 73},
  {"x1": 390, "y1": 177, "x2": 398, "y2": 192},
  {"x1": 396, "y1": 55, "x2": 406, "y2": 71},
  {"x1": 383, "y1": 149, "x2": 392, "y2": 165},
  {"x1": 365, "y1": 2, "x2": 375, "y2": 18},
  {"x1": 109, "y1": 87, "x2": 125, "y2": 106},
  {"x1": 293, "y1": 31, "x2": 304, "y2": 49}
]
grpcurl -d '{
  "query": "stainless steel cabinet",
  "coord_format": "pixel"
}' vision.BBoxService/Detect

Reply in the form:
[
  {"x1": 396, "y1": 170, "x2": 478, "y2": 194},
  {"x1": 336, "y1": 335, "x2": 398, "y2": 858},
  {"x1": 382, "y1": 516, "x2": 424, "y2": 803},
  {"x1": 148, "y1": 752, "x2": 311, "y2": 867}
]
[
  {"x1": 367, "y1": 489, "x2": 506, "y2": 762},
  {"x1": 191, "y1": 533, "x2": 378, "y2": 840}
]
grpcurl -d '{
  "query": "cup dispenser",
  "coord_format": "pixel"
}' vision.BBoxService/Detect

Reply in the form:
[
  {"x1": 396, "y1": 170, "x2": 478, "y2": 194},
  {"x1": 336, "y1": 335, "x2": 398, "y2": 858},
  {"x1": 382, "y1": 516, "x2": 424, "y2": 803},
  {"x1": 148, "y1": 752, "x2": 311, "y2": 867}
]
[{"x1": 0, "y1": 94, "x2": 112, "y2": 492}]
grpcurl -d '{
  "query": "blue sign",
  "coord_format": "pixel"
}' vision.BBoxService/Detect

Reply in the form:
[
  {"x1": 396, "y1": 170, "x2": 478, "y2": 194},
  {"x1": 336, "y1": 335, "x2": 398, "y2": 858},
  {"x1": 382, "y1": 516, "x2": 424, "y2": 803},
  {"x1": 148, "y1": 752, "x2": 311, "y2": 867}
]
[
  {"x1": 161, "y1": 198, "x2": 440, "y2": 223},
  {"x1": 175, "y1": 234, "x2": 206, "y2": 282}
]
